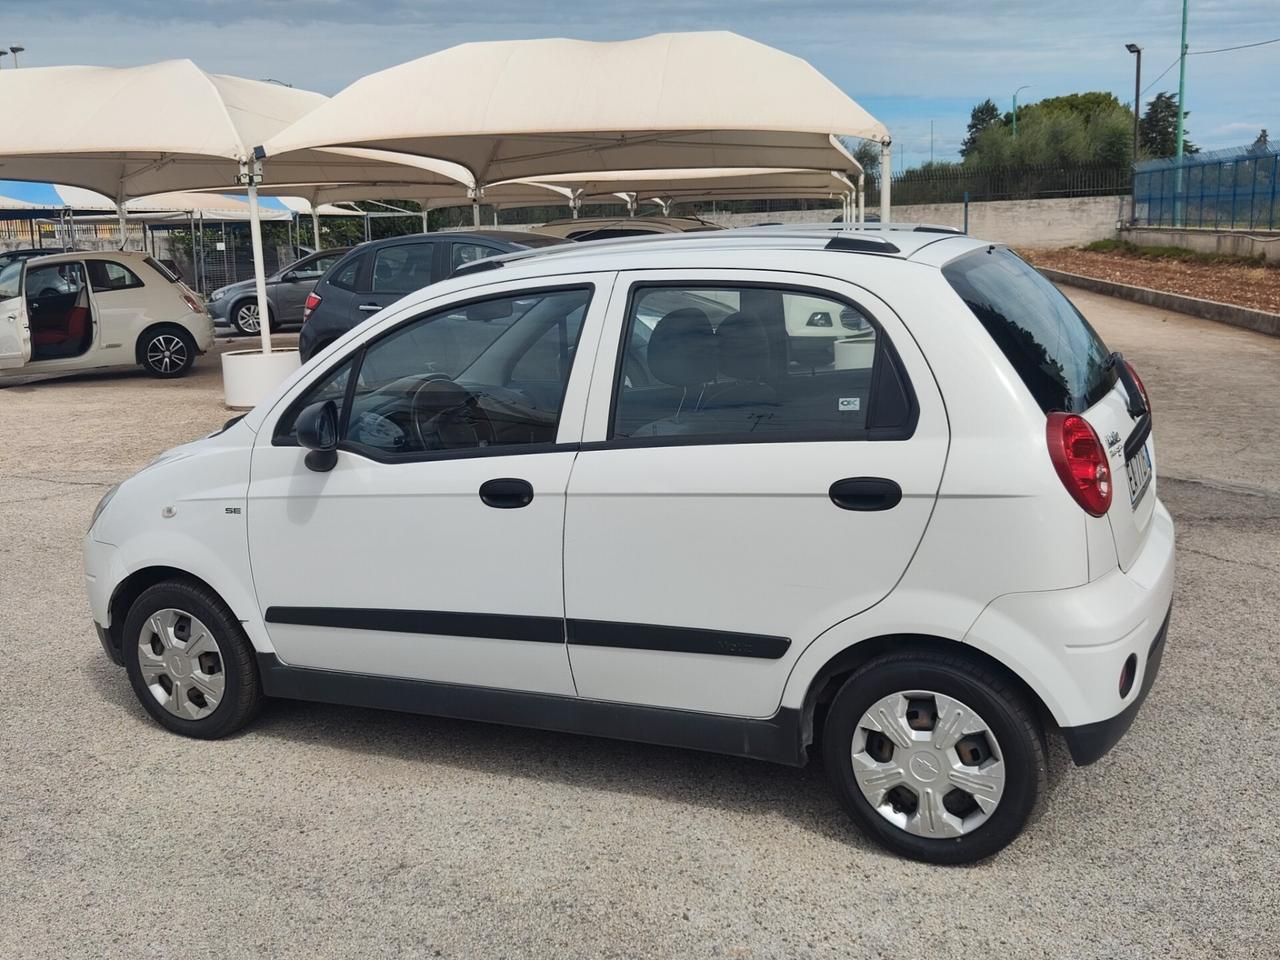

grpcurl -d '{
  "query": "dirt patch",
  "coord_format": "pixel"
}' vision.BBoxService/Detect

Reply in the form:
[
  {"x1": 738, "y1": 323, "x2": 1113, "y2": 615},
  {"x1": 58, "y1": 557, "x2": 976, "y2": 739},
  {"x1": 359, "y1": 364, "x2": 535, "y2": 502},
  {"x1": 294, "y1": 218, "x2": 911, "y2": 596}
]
[{"x1": 1024, "y1": 247, "x2": 1280, "y2": 315}]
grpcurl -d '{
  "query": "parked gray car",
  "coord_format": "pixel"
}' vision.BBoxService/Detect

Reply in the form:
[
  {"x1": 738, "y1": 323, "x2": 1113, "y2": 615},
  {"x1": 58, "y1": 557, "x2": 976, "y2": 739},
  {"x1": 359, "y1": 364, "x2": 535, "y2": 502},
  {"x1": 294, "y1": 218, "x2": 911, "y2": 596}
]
[{"x1": 208, "y1": 247, "x2": 351, "y2": 335}]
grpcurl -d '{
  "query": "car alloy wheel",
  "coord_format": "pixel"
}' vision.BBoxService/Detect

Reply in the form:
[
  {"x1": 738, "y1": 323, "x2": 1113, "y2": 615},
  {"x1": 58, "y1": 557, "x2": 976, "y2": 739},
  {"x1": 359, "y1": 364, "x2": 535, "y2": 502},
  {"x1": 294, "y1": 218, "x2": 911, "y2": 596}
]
[
  {"x1": 144, "y1": 333, "x2": 189, "y2": 375},
  {"x1": 851, "y1": 690, "x2": 1005, "y2": 838},
  {"x1": 136, "y1": 608, "x2": 226, "y2": 720},
  {"x1": 234, "y1": 301, "x2": 261, "y2": 334}
]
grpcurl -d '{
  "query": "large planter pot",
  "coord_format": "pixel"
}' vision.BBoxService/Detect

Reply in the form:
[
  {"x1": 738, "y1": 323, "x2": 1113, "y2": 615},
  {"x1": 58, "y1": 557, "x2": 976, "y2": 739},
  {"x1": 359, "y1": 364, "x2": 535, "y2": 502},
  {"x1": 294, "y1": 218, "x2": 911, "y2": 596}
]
[{"x1": 221, "y1": 348, "x2": 302, "y2": 410}]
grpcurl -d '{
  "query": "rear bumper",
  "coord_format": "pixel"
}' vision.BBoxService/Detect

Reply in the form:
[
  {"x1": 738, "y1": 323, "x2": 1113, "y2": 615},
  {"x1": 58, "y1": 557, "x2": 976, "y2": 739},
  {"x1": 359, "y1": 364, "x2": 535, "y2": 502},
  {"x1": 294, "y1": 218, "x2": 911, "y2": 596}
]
[{"x1": 1061, "y1": 606, "x2": 1169, "y2": 764}]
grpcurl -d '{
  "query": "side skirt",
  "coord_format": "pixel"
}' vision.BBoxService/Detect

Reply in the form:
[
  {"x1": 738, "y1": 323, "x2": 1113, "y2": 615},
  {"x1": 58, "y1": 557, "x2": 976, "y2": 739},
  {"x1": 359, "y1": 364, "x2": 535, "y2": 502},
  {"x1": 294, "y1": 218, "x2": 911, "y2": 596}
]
[{"x1": 256, "y1": 653, "x2": 806, "y2": 767}]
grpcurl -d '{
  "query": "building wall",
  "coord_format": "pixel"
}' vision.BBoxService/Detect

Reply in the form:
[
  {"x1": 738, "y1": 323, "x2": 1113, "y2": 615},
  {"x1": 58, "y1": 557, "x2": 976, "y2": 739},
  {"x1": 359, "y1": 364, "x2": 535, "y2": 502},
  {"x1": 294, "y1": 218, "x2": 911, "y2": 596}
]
[{"x1": 705, "y1": 195, "x2": 1126, "y2": 248}]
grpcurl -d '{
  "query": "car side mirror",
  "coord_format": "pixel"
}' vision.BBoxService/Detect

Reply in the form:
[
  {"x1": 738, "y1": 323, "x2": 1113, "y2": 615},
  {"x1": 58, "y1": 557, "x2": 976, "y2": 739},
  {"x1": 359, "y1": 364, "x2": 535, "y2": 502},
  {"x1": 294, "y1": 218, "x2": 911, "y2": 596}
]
[
  {"x1": 296, "y1": 399, "x2": 339, "y2": 472},
  {"x1": 281, "y1": 271, "x2": 300, "y2": 283}
]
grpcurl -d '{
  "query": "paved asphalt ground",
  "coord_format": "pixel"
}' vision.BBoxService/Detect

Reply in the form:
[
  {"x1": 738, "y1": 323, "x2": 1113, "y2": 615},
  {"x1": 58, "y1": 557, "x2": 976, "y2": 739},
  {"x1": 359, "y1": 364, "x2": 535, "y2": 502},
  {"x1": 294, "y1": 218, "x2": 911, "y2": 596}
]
[{"x1": 2, "y1": 291, "x2": 1277, "y2": 960}]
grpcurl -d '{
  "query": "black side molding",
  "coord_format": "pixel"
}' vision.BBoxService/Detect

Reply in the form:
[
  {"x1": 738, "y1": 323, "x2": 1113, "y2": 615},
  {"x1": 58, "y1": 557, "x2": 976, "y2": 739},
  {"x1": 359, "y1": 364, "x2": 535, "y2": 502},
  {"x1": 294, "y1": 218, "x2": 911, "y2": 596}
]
[
  {"x1": 265, "y1": 606, "x2": 792, "y2": 659},
  {"x1": 256, "y1": 654, "x2": 806, "y2": 767}
]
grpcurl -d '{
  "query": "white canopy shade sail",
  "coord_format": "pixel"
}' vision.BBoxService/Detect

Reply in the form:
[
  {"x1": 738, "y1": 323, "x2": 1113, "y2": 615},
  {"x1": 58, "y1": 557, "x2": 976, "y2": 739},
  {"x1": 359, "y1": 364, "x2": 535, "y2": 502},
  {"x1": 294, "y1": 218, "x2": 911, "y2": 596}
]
[{"x1": 261, "y1": 32, "x2": 888, "y2": 188}]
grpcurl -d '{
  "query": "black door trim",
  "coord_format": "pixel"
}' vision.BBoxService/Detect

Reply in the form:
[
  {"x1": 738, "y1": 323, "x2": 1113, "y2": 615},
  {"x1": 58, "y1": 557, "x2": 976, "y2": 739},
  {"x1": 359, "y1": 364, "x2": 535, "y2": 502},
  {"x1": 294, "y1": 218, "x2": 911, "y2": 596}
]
[
  {"x1": 264, "y1": 606, "x2": 792, "y2": 659},
  {"x1": 256, "y1": 653, "x2": 805, "y2": 766},
  {"x1": 265, "y1": 606, "x2": 565, "y2": 644}
]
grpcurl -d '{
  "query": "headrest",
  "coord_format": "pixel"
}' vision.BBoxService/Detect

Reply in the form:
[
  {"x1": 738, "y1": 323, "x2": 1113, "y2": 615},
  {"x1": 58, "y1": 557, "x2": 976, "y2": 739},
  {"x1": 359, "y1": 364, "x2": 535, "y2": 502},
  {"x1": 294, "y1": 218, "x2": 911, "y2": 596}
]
[
  {"x1": 716, "y1": 311, "x2": 771, "y2": 381},
  {"x1": 647, "y1": 308, "x2": 716, "y2": 387}
]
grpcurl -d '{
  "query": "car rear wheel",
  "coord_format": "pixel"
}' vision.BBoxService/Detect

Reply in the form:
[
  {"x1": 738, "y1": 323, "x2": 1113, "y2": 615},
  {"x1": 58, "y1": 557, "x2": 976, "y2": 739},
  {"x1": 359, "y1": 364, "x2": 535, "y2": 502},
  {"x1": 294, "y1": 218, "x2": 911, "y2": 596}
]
[
  {"x1": 822, "y1": 651, "x2": 1046, "y2": 864},
  {"x1": 139, "y1": 326, "x2": 196, "y2": 378},
  {"x1": 122, "y1": 580, "x2": 263, "y2": 739}
]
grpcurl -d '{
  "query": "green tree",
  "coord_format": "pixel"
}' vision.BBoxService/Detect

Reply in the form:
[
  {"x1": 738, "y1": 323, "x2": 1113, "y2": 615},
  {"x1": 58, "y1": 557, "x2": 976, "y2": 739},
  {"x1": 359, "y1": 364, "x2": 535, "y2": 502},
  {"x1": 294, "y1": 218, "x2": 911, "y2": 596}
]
[
  {"x1": 1139, "y1": 92, "x2": 1198, "y2": 158},
  {"x1": 961, "y1": 99, "x2": 1002, "y2": 158},
  {"x1": 963, "y1": 91, "x2": 1134, "y2": 167}
]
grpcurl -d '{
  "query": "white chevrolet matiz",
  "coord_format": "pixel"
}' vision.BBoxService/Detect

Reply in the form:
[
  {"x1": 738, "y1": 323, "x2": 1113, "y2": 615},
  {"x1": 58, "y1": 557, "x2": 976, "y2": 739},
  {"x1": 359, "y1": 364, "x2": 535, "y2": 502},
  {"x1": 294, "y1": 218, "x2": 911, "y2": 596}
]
[{"x1": 84, "y1": 225, "x2": 1174, "y2": 863}]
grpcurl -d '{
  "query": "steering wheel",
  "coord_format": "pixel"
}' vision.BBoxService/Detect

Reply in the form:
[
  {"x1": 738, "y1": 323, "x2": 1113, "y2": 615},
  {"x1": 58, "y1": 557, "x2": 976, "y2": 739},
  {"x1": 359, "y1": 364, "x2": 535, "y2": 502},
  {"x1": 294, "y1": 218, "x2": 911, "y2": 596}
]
[{"x1": 409, "y1": 375, "x2": 496, "y2": 451}]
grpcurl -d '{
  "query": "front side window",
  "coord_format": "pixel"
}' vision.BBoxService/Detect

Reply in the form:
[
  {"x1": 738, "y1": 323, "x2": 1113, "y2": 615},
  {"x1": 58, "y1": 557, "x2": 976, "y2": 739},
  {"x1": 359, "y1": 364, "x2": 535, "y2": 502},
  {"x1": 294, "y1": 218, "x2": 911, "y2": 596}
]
[
  {"x1": 26, "y1": 261, "x2": 87, "y2": 304},
  {"x1": 0, "y1": 261, "x2": 21, "y2": 300},
  {"x1": 612, "y1": 284, "x2": 904, "y2": 443},
  {"x1": 278, "y1": 287, "x2": 592, "y2": 459},
  {"x1": 86, "y1": 259, "x2": 144, "y2": 292},
  {"x1": 942, "y1": 248, "x2": 1115, "y2": 413},
  {"x1": 371, "y1": 243, "x2": 434, "y2": 295}
]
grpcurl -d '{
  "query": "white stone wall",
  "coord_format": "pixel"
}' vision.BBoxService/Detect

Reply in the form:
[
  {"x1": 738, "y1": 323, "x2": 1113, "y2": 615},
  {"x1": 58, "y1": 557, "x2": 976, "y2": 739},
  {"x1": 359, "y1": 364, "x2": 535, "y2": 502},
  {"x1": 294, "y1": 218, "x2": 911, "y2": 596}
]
[{"x1": 705, "y1": 195, "x2": 1127, "y2": 248}]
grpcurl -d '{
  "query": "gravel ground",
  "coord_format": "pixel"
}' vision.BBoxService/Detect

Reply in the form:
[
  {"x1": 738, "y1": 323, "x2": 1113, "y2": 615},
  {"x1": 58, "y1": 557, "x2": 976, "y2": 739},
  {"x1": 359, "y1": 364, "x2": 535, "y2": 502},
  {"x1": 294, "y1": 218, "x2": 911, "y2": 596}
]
[
  {"x1": 1025, "y1": 247, "x2": 1280, "y2": 314},
  {"x1": 1, "y1": 306, "x2": 1277, "y2": 960}
]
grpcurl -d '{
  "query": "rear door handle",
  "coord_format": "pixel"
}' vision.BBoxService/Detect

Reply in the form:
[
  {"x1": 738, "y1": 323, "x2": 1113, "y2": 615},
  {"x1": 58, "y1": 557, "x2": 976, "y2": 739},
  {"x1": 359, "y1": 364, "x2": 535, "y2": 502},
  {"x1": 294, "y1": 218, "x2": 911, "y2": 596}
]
[
  {"x1": 829, "y1": 477, "x2": 902, "y2": 511},
  {"x1": 357, "y1": 304, "x2": 381, "y2": 313},
  {"x1": 479, "y1": 478, "x2": 534, "y2": 509}
]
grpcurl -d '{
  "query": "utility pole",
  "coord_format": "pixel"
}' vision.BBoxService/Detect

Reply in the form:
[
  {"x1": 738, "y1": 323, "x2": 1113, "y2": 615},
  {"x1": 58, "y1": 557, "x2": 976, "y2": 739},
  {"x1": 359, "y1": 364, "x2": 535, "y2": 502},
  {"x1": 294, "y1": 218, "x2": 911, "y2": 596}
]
[
  {"x1": 1174, "y1": 0, "x2": 1189, "y2": 225},
  {"x1": 930, "y1": 120, "x2": 935, "y2": 164}
]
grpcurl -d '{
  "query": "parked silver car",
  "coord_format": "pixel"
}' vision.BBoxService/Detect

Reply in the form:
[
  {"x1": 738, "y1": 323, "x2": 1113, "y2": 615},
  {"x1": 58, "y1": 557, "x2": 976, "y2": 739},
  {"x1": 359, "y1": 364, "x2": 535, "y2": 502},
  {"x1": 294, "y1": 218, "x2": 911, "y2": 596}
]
[{"x1": 207, "y1": 247, "x2": 350, "y2": 335}]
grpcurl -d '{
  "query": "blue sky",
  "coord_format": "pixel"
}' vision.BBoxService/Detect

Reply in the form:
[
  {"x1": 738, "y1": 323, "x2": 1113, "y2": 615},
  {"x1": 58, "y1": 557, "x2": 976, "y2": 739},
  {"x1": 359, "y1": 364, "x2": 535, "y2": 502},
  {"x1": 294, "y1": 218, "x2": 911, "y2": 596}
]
[{"x1": 2, "y1": 0, "x2": 1275, "y2": 168}]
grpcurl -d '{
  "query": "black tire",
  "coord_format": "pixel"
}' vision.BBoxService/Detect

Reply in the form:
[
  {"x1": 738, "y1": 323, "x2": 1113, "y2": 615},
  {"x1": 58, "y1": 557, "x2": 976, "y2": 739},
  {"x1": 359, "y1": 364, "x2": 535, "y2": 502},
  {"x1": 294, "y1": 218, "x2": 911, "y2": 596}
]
[
  {"x1": 230, "y1": 298, "x2": 277, "y2": 335},
  {"x1": 822, "y1": 651, "x2": 1046, "y2": 865},
  {"x1": 138, "y1": 325, "x2": 197, "y2": 379},
  {"x1": 122, "y1": 579, "x2": 263, "y2": 739}
]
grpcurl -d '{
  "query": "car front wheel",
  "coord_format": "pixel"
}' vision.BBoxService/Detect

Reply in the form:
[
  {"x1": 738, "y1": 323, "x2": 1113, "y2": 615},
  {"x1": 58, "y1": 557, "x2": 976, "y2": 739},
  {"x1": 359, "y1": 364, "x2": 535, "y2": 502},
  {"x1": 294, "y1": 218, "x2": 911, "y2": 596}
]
[
  {"x1": 122, "y1": 580, "x2": 263, "y2": 738},
  {"x1": 822, "y1": 651, "x2": 1046, "y2": 864}
]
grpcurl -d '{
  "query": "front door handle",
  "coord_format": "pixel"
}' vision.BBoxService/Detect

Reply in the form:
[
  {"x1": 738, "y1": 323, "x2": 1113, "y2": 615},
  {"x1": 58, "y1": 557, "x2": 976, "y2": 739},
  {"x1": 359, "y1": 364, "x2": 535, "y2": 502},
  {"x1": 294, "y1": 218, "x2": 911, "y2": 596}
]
[
  {"x1": 357, "y1": 304, "x2": 381, "y2": 313},
  {"x1": 829, "y1": 477, "x2": 902, "y2": 511},
  {"x1": 479, "y1": 478, "x2": 534, "y2": 509}
]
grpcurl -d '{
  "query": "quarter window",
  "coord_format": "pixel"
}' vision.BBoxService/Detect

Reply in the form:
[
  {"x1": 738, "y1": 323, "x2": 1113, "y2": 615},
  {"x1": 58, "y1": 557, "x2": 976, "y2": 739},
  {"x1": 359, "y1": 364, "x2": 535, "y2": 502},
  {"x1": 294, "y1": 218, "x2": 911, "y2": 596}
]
[
  {"x1": 86, "y1": 259, "x2": 144, "y2": 292},
  {"x1": 450, "y1": 242, "x2": 501, "y2": 273},
  {"x1": 328, "y1": 254, "x2": 363, "y2": 291},
  {"x1": 612, "y1": 284, "x2": 908, "y2": 442},
  {"x1": 278, "y1": 287, "x2": 592, "y2": 458}
]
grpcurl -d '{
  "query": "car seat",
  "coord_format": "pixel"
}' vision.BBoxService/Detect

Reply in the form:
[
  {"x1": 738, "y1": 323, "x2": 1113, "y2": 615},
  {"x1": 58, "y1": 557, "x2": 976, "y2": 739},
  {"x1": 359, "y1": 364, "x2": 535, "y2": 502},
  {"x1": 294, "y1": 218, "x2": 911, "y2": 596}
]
[{"x1": 633, "y1": 307, "x2": 717, "y2": 436}]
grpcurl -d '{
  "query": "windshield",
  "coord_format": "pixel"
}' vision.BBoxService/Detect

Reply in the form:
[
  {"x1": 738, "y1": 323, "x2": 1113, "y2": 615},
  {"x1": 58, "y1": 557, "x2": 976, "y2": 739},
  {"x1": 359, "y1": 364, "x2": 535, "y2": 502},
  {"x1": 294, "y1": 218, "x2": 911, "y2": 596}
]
[{"x1": 942, "y1": 248, "x2": 1116, "y2": 413}]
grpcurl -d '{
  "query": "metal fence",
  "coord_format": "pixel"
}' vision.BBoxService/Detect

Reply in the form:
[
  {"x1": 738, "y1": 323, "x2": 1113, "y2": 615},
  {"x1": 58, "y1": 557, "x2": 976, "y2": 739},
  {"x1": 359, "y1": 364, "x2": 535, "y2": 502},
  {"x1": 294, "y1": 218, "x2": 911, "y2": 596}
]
[
  {"x1": 1134, "y1": 144, "x2": 1280, "y2": 230},
  {"x1": 865, "y1": 163, "x2": 1131, "y2": 208}
]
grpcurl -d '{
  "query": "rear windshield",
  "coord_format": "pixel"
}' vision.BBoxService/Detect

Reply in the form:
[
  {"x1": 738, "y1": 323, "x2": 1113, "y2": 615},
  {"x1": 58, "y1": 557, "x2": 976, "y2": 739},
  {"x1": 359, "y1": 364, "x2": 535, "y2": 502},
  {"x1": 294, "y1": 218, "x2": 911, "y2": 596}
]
[
  {"x1": 144, "y1": 257, "x2": 180, "y2": 283},
  {"x1": 942, "y1": 248, "x2": 1115, "y2": 413}
]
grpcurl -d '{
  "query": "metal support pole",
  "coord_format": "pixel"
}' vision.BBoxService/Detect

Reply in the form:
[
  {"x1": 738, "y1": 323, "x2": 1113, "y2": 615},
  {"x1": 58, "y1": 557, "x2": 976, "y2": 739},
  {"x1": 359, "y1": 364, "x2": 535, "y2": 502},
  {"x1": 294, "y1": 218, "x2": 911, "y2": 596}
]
[
  {"x1": 115, "y1": 199, "x2": 129, "y2": 250},
  {"x1": 311, "y1": 210, "x2": 321, "y2": 249},
  {"x1": 420, "y1": 204, "x2": 430, "y2": 234},
  {"x1": 1174, "y1": 0, "x2": 1189, "y2": 226},
  {"x1": 240, "y1": 159, "x2": 273, "y2": 355},
  {"x1": 857, "y1": 174, "x2": 865, "y2": 224},
  {"x1": 880, "y1": 142, "x2": 892, "y2": 223}
]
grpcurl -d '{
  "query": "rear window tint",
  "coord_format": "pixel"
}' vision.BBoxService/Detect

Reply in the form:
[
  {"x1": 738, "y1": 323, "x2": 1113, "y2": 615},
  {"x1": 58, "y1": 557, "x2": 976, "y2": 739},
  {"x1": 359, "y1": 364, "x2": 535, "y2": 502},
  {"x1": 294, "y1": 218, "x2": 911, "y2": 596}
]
[
  {"x1": 328, "y1": 254, "x2": 363, "y2": 291},
  {"x1": 144, "y1": 257, "x2": 180, "y2": 282},
  {"x1": 942, "y1": 248, "x2": 1115, "y2": 413}
]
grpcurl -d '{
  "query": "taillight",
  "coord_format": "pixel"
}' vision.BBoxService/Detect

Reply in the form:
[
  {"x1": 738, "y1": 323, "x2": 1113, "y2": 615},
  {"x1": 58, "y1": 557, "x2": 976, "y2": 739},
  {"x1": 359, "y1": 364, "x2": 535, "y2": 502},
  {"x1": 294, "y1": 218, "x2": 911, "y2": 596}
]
[
  {"x1": 1046, "y1": 412, "x2": 1112, "y2": 517},
  {"x1": 1124, "y1": 360, "x2": 1150, "y2": 413},
  {"x1": 181, "y1": 292, "x2": 204, "y2": 314},
  {"x1": 303, "y1": 292, "x2": 321, "y2": 321}
]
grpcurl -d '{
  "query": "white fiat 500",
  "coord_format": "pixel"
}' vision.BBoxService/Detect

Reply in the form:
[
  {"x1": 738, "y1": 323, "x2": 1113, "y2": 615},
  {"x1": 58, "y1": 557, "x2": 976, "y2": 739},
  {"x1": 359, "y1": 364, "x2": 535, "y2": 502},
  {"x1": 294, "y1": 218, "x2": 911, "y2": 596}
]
[
  {"x1": 84, "y1": 225, "x2": 1174, "y2": 863},
  {"x1": 0, "y1": 250, "x2": 212, "y2": 380}
]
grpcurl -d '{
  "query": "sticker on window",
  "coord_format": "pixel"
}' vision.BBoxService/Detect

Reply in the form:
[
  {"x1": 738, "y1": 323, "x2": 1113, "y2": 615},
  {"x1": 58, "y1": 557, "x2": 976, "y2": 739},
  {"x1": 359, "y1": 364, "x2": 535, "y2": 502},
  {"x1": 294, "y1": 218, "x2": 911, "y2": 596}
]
[{"x1": 838, "y1": 397, "x2": 861, "y2": 412}]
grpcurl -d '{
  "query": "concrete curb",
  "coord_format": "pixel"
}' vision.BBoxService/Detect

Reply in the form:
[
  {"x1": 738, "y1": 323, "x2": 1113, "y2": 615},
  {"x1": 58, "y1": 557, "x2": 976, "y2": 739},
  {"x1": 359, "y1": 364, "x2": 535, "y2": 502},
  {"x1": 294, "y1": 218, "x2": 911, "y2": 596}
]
[{"x1": 1039, "y1": 267, "x2": 1280, "y2": 338}]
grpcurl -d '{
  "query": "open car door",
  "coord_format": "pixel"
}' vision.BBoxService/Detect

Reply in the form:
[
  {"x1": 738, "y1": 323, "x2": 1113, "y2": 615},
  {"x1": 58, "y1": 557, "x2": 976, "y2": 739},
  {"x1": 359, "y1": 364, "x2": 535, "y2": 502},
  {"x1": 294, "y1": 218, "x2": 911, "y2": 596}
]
[{"x1": 0, "y1": 260, "x2": 32, "y2": 368}]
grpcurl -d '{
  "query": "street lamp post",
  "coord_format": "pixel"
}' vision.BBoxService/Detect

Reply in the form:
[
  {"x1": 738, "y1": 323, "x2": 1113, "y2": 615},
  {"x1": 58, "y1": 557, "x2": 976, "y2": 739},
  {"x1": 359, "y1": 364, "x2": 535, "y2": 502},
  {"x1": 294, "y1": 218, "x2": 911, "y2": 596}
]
[
  {"x1": 1174, "y1": 0, "x2": 1189, "y2": 226},
  {"x1": 1012, "y1": 85, "x2": 1031, "y2": 138},
  {"x1": 1126, "y1": 43, "x2": 1142, "y2": 224},
  {"x1": 9, "y1": 45, "x2": 23, "y2": 67}
]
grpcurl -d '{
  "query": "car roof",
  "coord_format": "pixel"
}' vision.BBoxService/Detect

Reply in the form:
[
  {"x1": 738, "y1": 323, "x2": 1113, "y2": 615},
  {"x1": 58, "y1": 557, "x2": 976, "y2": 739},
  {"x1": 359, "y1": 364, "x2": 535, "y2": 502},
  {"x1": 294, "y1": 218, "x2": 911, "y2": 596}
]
[
  {"x1": 350, "y1": 229, "x2": 561, "y2": 252},
  {"x1": 450, "y1": 221, "x2": 987, "y2": 283},
  {"x1": 19, "y1": 249, "x2": 153, "y2": 267}
]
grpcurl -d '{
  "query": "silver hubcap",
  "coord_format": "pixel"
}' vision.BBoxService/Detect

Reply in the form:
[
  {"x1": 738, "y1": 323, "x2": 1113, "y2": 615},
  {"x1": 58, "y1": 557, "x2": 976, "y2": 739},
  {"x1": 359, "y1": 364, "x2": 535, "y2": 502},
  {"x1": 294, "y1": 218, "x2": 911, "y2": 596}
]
[
  {"x1": 851, "y1": 690, "x2": 1006, "y2": 838},
  {"x1": 145, "y1": 334, "x2": 187, "y2": 374},
  {"x1": 137, "y1": 608, "x2": 225, "y2": 720},
  {"x1": 236, "y1": 303, "x2": 260, "y2": 332}
]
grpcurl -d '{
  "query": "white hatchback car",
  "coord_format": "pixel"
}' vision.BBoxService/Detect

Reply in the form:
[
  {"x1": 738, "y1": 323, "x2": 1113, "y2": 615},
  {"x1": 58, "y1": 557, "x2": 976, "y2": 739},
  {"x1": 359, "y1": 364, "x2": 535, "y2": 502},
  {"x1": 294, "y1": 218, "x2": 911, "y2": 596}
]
[
  {"x1": 0, "y1": 250, "x2": 212, "y2": 380},
  {"x1": 84, "y1": 225, "x2": 1174, "y2": 863}
]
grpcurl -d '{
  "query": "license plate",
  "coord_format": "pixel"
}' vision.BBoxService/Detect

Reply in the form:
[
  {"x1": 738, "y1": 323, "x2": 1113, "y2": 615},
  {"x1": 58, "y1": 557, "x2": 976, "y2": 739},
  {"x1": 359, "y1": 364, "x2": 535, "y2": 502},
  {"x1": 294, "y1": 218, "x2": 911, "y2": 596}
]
[{"x1": 1126, "y1": 443, "x2": 1152, "y2": 506}]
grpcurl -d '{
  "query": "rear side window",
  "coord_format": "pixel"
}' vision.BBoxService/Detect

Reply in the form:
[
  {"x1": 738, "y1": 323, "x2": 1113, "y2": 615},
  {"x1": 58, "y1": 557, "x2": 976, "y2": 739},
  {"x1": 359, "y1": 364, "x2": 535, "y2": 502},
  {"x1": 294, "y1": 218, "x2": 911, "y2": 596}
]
[
  {"x1": 371, "y1": 243, "x2": 434, "y2": 295},
  {"x1": 86, "y1": 259, "x2": 144, "y2": 292},
  {"x1": 942, "y1": 248, "x2": 1115, "y2": 413},
  {"x1": 611, "y1": 284, "x2": 913, "y2": 443}
]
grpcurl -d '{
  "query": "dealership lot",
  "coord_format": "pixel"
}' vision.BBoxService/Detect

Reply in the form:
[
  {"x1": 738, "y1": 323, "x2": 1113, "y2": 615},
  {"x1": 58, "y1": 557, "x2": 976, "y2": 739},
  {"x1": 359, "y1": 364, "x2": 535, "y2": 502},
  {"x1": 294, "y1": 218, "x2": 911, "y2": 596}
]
[{"x1": 1, "y1": 290, "x2": 1276, "y2": 957}]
